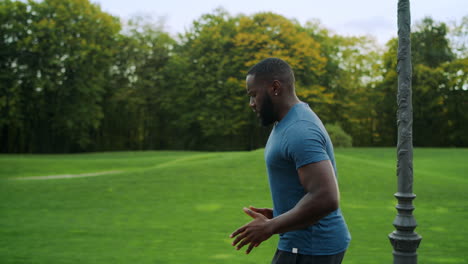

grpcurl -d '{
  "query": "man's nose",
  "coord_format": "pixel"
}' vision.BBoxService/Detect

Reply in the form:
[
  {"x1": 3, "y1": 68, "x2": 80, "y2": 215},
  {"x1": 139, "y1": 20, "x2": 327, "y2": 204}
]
[{"x1": 249, "y1": 98, "x2": 256, "y2": 112}]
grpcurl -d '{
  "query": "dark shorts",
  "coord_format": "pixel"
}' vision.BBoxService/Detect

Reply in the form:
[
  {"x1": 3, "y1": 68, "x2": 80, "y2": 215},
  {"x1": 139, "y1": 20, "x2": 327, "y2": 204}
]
[{"x1": 271, "y1": 249, "x2": 346, "y2": 264}]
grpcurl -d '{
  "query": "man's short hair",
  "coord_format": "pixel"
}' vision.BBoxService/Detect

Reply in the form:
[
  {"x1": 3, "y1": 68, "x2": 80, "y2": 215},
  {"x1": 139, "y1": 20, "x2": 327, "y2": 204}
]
[{"x1": 247, "y1": 58, "x2": 295, "y2": 88}]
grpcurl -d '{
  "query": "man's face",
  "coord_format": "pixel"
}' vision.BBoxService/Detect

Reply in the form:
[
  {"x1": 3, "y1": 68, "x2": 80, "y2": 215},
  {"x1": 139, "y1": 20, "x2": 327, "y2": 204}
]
[{"x1": 246, "y1": 75, "x2": 276, "y2": 126}]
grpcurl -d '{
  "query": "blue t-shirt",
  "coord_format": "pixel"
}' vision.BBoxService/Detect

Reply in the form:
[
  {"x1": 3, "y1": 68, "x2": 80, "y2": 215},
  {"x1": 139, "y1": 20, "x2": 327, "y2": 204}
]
[{"x1": 264, "y1": 102, "x2": 351, "y2": 255}]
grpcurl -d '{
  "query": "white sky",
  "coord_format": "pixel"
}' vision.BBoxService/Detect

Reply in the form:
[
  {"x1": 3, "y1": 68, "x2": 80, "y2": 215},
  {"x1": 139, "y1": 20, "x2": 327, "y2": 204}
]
[{"x1": 93, "y1": 0, "x2": 467, "y2": 45}]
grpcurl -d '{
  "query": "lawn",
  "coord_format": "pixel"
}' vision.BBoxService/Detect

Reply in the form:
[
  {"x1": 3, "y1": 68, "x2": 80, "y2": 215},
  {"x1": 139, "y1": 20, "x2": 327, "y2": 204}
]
[{"x1": 0, "y1": 148, "x2": 467, "y2": 263}]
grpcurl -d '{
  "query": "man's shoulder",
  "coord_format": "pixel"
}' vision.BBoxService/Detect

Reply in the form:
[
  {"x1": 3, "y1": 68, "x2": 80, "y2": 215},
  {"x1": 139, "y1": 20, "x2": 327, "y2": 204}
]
[
  {"x1": 282, "y1": 119, "x2": 323, "y2": 138},
  {"x1": 274, "y1": 103, "x2": 327, "y2": 146},
  {"x1": 286, "y1": 104, "x2": 321, "y2": 126}
]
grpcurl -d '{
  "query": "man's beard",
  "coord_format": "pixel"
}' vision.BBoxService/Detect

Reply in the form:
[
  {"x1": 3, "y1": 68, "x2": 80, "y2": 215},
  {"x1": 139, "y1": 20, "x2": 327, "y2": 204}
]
[{"x1": 259, "y1": 93, "x2": 276, "y2": 126}]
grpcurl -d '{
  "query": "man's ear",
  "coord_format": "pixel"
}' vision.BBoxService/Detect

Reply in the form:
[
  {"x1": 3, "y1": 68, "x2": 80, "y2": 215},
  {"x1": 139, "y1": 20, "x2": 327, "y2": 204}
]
[{"x1": 271, "y1": 80, "x2": 281, "y2": 96}]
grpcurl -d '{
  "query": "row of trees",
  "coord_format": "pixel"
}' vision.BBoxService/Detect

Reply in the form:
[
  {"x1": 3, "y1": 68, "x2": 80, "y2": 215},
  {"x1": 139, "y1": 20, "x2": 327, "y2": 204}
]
[{"x1": 1, "y1": 0, "x2": 467, "y2": 153}]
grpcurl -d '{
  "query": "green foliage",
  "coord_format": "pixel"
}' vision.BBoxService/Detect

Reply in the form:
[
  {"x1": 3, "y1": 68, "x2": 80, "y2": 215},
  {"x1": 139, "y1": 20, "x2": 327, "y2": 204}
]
[
  {"x1": 1, "y1": 149, "x2": 467, "y2": 263},
  {"x1": 375, "y1": 16, "x2": 468, "y2": 147},
  {"x1": 1, "y1": 4, "x2": 467, "y2": 152},
  {"x1": 441, "y1": 58, "x2": 468, "y2": 146},
  {"x1": 302, "y1": 21, "x2": 384, "y2": 146},
  {"x1": 412, "y1": 17, "x2": 454, "y2": 68},
  {"x1": 171, "y1": 9, "x2": 330, "y2": 150},
  {"x1": 96, "y1": 15, "x2": 175, "y2": 150},
  {"x1": 325, "y1": 123, "x2": 352, "y2": 147},
  {"x1": 448, "y1": 15, "x2": 468, "y2": 58},
  {"x1": 1, "y1": 0, "x2": 121, "y2": 152}
]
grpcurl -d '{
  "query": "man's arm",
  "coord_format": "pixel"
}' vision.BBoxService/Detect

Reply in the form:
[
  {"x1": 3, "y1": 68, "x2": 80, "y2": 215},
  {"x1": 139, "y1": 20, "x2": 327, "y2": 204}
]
[
  {"x1": 267, "y1": 159, "x2": 339, "y2": 234},
  {"x1": 249, "y1": 206, "x2": 274, "y2": 219},
  {"x1": 231, "y1": 159, "x2": 339, "y2": 253}
]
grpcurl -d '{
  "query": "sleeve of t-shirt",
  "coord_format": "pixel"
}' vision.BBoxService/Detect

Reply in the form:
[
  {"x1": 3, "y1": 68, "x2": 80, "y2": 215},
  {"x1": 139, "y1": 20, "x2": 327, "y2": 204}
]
[{"x1": 282, "y1": 120, "x2": 330, "y2": 170}]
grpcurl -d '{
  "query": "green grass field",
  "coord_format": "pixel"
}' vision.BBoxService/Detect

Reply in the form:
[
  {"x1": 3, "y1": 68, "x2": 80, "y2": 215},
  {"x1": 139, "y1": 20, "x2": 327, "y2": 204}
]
[{"x1": 1, "y1": 148, "x2": 467, "y2": 263}]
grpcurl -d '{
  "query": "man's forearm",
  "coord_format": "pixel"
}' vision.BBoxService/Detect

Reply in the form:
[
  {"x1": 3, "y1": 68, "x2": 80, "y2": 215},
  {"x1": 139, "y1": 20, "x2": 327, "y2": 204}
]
[{"x1": 266, "y1": 192, "x2": 338, "y2": 235}]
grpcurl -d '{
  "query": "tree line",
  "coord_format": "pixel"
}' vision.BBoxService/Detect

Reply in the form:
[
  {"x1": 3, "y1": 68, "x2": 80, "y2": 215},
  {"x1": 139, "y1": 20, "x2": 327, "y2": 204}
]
[{"x1": 1, "y1": 0, "x2": 467, "y2": 153}]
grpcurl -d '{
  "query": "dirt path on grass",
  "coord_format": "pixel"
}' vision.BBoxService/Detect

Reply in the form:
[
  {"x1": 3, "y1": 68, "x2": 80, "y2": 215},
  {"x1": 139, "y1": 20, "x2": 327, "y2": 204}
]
[{"x1": 11, "y1": 170, "x2": 123, "y2": 180}]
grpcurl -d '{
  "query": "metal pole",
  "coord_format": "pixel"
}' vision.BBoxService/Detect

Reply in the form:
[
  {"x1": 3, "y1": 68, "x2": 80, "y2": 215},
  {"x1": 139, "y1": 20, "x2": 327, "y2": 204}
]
[{"x1": 388, "y1": 0, "x2": 422, "y2": 263}]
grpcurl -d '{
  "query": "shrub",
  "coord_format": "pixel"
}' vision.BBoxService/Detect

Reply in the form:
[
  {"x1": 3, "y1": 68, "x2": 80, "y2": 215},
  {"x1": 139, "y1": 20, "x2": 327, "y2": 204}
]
[{"x1": 325, "y1": 123, "x2": 353, "y2": 147}]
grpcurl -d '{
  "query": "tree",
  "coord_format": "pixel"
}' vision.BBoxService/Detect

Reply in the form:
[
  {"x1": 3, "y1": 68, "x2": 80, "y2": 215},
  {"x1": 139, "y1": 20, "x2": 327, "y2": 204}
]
[
  {"x1": 96, "y1": 15, "x2": 175, "y2": 150},
  {"x1": 303, "y1": 20, "x2": 383, "y2": 146},
  {"x1": 412, "y1": 17, "x2": 454, "y2": 68},
  {"x1": 175, "y1": 9, "x2": 329, "y2": 150},
  {"x1": 448, "y1": 15, "x2": 468, "y2": 58},
  {"x1": 442, "y1": 58, "x2": 468, "y2": 146},
  {"x1": 0, "y1": 0, "x2": 31, "y2": 152},
  {"x1": 0, "y1": 0, "x2": 121, "y2": 152},
  {"x1": 2, "y1": 7, "x2": 466, "y2": 152},
  {"x1": 375, "y1": 16, "x2": 467, "y2": 147}
]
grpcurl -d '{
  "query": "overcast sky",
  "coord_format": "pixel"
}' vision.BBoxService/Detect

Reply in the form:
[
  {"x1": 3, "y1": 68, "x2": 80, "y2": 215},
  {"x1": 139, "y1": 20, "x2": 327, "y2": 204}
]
[{"x1": 93, "y1": 0, "x2": 467, "y2": 45}]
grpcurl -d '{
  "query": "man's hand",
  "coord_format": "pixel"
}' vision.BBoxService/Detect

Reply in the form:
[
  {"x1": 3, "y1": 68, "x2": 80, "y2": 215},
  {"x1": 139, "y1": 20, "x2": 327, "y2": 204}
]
[
  {"x1": 230, "y1": 207, "x2": 274, "y2": 254},
  {"x1": 249, "y1": 206, "x2": 273, "y2": 219}
]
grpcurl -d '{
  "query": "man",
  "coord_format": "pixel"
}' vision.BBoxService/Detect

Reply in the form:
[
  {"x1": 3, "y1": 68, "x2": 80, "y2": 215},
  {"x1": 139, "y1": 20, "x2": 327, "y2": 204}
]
[{"x1": 230, "y1": 58, "x2": 351, "y2": 264}]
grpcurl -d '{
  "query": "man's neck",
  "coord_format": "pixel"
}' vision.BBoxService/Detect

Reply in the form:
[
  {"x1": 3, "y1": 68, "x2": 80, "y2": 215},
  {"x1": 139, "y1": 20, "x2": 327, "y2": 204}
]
[{"x1": 276, "y1": 96, "x2": 301, "y2": 122}]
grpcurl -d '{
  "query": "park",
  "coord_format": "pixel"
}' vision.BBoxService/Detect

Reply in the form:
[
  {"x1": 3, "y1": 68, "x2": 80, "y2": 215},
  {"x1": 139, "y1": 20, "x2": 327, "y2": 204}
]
[
  {"x1": 1, "y1": 0, "x2": 467, "y2": 263},
  {"x1": 1, "y1": 149, "x2": 467, "y2": 263}
]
